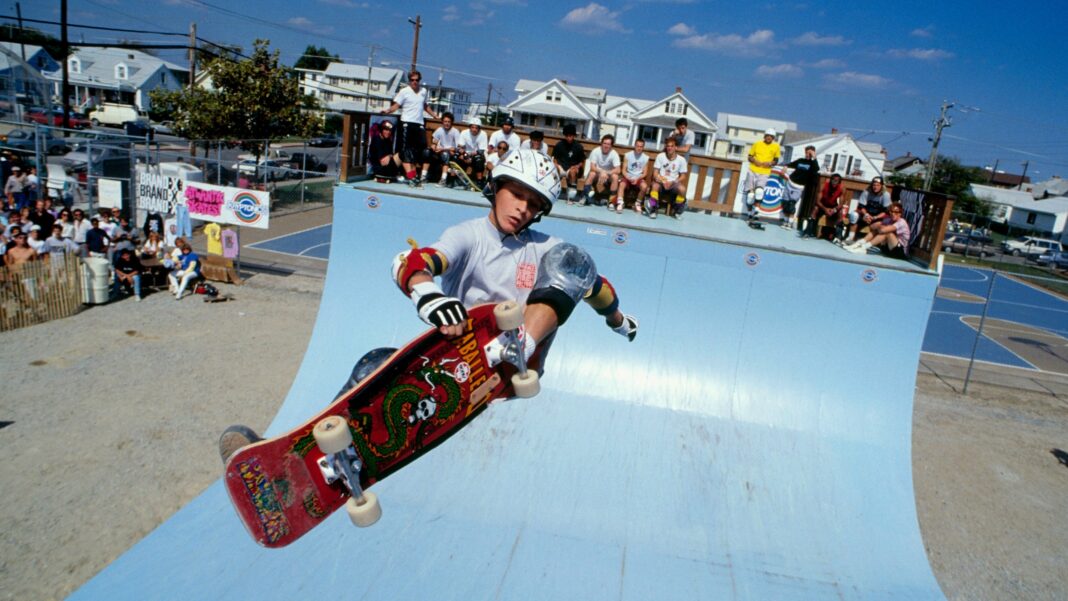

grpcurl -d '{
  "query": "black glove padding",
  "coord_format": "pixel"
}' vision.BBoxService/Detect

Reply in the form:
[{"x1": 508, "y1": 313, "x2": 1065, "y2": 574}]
[
  {"x1": 610, "y1": 314, "x2": 638, "y2": 342},
  {"x1": 410, "y1": 281, "x2": 468, "y2": 329}
]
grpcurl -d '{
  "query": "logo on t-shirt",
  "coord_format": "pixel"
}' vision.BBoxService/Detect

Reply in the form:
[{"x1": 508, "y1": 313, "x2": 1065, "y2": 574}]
[{"x1": 515, "y1": 263, "x2": 536, "y2": 289}]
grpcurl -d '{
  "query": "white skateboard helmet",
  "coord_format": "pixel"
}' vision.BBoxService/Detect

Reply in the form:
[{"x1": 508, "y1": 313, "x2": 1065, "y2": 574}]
[
  {"x1": 490, "y1": 148, "x2": 561, "y2": 216},
  {"x1": 764, "y1": 128, "x2": 777, "y2": 137}
]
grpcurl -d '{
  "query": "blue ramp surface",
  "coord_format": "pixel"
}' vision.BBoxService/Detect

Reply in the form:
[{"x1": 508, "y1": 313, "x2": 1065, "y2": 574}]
[{"x1": 72, "y1": 186, "x2": 944, "y2": 600}]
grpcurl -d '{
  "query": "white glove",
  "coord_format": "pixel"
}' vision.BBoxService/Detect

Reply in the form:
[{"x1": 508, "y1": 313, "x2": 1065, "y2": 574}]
[
  {"x1": 410, "y1": 281, "x2": 468, "y2": 329},
  {"x1": 610, "y1": 314, "x2": 638, "y2": 342}
]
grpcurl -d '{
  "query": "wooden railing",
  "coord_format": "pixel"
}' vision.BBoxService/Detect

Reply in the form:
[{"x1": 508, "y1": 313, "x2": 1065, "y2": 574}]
[{"x1": 0, "y1": 253, "x2": 84, "y2": 332}]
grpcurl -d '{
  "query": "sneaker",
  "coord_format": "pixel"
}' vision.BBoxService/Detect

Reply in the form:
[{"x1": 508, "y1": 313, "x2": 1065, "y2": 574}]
[
  {"x1": 134, "y1": 296, "x2": 141, "y2": 302},
  {"x1": 436, "y1": 178, "x2": 447, "y2": 188},
  {"x1": 866, "y1": 245, "x2": 882, "y2": 255},
  {"x1": 219, "y1": 424, "x2": 263, "y2": 464},
  {"x1": 615, "y1": 202, "x2": 623, "y2": 214}
]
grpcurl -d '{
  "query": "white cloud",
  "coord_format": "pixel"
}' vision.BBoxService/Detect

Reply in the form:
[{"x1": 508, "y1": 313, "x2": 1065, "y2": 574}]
[
  {"x1": 888, "y1": 48, "x2": 954, "y2": 60},
  {"x1": 667, "y1": 23, "x2": 695, "y2": 36},
  {"x1": 443, "y1": 5, "x2": 460, "y2": 21},
  {"x1": 559, "y1": 3, "x2": 628, "y2": 34},
  {"x1": 755, "y1": 63, "x2": 803, "y2": 78},
  {"x1": 672, "y1": 29, "x2": 775, "y2": 56},
  {"x1": 910, "y1": 26, "x2": 934, "y2": 38},
  {"x1": 807, "y1": 58, "x2": 844, "y2": 69},
  {"x1": 824, "y1": 71, "x2": 892, "y2": 89},
  {"x1": 791, "y1": 31, "x2": 850, "y2": 46},
  {"x1": 318, "y1": 0, "x2": 370, "y2": 7}
]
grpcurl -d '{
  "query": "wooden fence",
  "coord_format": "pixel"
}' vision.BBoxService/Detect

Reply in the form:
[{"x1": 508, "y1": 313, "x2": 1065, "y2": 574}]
[{"x1": 0, "y1": 253, "x2": 84, "y2": 332}]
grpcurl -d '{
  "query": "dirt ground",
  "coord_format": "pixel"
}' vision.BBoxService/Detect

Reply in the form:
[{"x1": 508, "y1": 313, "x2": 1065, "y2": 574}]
[{"x1": 0, "y1": 271, "x2": 1066, "y2": 600}]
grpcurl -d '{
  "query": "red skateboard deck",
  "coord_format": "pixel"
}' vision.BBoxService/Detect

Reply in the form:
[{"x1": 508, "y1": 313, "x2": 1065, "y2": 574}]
[{"x1": 223, "y1": 302, "x2": 540, "y2": 547}]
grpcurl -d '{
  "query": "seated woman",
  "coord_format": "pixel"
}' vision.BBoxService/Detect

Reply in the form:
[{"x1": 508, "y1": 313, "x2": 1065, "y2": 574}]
[
  {"x1": 140, "y1": 230, "x2": 163, "y2": 260},
  {"x1": 168, "y1": 240, "x2": 202, "y2": 300},
  {"x1": 845, "y1": 202, "x2": 911, "y2": 258}
]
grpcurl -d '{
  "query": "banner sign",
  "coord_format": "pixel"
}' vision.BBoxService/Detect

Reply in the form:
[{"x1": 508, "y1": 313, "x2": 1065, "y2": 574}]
[
  {"x1": 98, "y1": 178, "x2": 123, "y2": 209},
  {"x1": 136, "y1": 172, "x2": 271, "y2": 229}
]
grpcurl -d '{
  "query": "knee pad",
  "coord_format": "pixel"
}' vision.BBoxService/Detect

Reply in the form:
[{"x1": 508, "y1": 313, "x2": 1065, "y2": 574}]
[
  {"x1": 472, "y1": 156, "x2": 485, "y2": 172},
  {"x1": 848, "y1": 211, "x2": 859, "y2": 224},
  {"x1": 440, "y1": 151, "x2": 452, "y2": 165},
  {"x1": 421, "y1": 148, "x2": 432, "y2": 162},
  {"x1": 527, "y1": 243, "x2": 598, "y2": 325}
]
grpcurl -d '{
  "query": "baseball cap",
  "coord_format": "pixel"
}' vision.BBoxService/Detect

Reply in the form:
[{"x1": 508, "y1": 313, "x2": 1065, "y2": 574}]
[
  {"x1": 470, "y1": 117, "x2": 482, "y2": 127},
  {"x1": 28, "y1": 224, "x2": 41, "y2": 232},
  {"x1": 503, "y1": 117, "x2": 514, "y2": 127},
  {"x1": 380, "y1": 121, "x2": 393, "y2": 130},
  {"x1": 764, "y1": 128, "x2": 777, "y2": 137}
]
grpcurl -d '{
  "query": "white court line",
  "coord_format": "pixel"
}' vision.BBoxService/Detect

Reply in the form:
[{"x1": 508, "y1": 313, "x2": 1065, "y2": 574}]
[
  {"x1": 298, "y1": 242, "x2": 331, "y2": 257},
  {"x1": 955, "y1": 314, "x2": 1037, "y2": 370},
  {"x1": 940, "y1": 265, "x2": 990, "y2": 283}
]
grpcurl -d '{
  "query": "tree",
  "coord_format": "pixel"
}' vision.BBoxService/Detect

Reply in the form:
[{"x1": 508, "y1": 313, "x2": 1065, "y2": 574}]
[
  {"x1": 888, "y1": 156, "x2": 992, "y2": 219},
  {"x1": 0, "y1": 25, "x2": 69, "y2": 60},
  {"x1": 151, "y1": 39, "x2": 322, "y2": 158},
  {"x1": 294, "y1": 45, "x2": 339, "y2": 71}
]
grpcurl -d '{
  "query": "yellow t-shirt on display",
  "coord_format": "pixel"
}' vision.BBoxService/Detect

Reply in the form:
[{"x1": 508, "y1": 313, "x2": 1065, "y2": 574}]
[{"x1": 204, "y1": 222, "x2": 222, "y2": 255}]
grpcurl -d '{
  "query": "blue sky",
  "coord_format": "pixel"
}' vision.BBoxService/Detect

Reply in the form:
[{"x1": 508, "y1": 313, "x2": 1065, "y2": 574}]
[{"x1": 26, "y1": 0, "x2": 1068, "y2": 180}]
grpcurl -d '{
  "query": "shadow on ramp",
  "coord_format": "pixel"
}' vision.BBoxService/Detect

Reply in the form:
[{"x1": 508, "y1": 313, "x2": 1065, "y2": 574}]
[{"x1": 71, "y1": 185, "x2": 944, "y2": 600}]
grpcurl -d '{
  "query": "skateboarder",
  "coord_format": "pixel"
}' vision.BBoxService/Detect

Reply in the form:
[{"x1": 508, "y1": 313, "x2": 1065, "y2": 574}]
[{"x1": 220, "y1": 149, "x2": 639, "y2": 462}]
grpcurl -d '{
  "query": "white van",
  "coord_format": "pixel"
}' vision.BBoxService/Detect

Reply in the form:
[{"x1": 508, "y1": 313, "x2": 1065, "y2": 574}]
[
  {"x1": 88, "y1": 103, "x2": 148, "y2": 127},
  {"x1": 1001, "y1": 236, "x2": 1064, "y2": 258}
]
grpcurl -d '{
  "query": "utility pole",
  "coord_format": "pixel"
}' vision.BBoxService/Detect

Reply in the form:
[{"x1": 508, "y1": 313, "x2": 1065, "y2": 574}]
[
  {"x1": 1018, "y1": 161, "x2": 1029, "y2": 190},
  {"x1": 60, "y1": 0, "x2": 70, "y2": 132},
  {"x1": 365, "y1": 44, "x2": 379, "y2": 112},
  {"x1": 485, "y1": 83, "x2": 492, "y2": 122},
  {"x1": 15, "y1": 2, "x2": 26, "y2": 62},
  {"x1": 188, "y1": 22, "x2": 197, "y2": 156},
  {"x1": 407, "y1": 15, "x2": 421, "y2": 74},
  {"x1": 436, "y1": 68, "x2": 444, "y2": 114},
  {"x1": 924, "y1": 100, "x2": 953, "y2": 191},
  {"x1": 988, "y1": 159, "x2": 999, "y2": 183}
]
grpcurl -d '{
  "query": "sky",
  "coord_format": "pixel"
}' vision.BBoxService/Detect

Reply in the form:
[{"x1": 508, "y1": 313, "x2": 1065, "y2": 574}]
[{"x1": 22, "y1": 0, "x2": 1068, "y2": 181}]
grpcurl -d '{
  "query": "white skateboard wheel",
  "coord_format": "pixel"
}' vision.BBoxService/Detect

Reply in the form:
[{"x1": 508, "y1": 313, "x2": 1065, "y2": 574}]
[
  {"x1": 511, "y1": 370, "x2": 540, "y2": 398},
  {"x1": 346, "y1": 492, "x2": 382, "y2": 527},
  {"x1": 312, "y1": 415, "x2": 353, "y2": 455},
  {"x1": 494, "y1": 300, "x2": 523, "y2": 331}
]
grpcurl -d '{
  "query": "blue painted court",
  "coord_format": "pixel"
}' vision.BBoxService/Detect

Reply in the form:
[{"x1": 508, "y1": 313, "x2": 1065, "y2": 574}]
[{"x1": 251, "y1": 226, "x2": 1068, "y2": 373}]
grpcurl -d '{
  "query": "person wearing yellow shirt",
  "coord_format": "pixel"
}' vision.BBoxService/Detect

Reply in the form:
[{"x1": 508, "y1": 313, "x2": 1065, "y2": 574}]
[{"x1": 745, "y1": 128, "x2": 781, "y2": 220}]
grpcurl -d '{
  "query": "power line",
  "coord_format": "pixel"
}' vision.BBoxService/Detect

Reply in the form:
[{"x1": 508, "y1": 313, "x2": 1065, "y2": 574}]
[{"x1": 1, "y1": 14, "x2": 187, "y2": 37}]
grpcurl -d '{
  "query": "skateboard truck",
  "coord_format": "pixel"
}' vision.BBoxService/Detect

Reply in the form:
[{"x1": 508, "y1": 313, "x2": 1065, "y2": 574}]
[
  {"x1": 483, "y1": 301, "x2": 540, "y2": 398},
  {"x1": 312, "y1": 416, "x2": 382, "y2": 527}
]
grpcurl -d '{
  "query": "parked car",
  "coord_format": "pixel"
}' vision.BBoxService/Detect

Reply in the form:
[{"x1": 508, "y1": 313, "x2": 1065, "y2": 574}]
[
  {"x1": 1002, "y1": 236, "x2": 1064, "y2": 258},
  {"x1": 151, "y1": 120, "x2": 175, "y2": 135},
  {"x1": 943, "y1": 234, "x2": 997, "y2": 257},
  {"x1": 123, "y1": 119, "x2": 156, "y2": 139},
  {"x1": 235, "y1": 158, "x2": 295, "y2": 182},
  {"x1": 0, "y1": 129, "x2": 72, "y2": 155},
  {"x1": 308, "y1": 134, "x2": 339, "y2": 147},
  {"x1": 23, "y1": 107, "x2": 91, "y2": 129},
  {"x1": 88, "y1": 102, "x2": 148, "y2": 127},
  {"x1": 287, "y1": 152, "x2": 329, "y2": 174},
  {"x1": 1035, "y1": 251, "x2": 1068, "y2": 270}
]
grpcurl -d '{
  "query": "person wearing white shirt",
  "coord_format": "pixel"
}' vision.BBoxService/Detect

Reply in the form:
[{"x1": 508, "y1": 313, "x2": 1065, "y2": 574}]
[
  {"x1": 381, "y1": 70, "x2": 440, "y2": 186},
  {"x1": 581, "y1": 134, "x2": 621, "y2": 207},
  {"x1": 488, "y1": 117, "x2": 521, "y2": 153},
  {"x1": 648, "y1": 137, "x2": 689, "y2": 219},
  {"x1": 670, "y1": 118, "x2": 696, "y2": 158},
  {"x1": 486, "y1": 141, "x2": 510, "y2": 175},
  {"x1": 430, "y1": 112, "x2": 462, "y2": 187},
  {"x1": 520, "y1": 130, "x2": 550, "y2": 158},
  {"x1": 617, "y1": 139, "x2": 650, "y2": 215},
  {"x1": 456, "y1": 118, "x2": 489, "y2": 186}
]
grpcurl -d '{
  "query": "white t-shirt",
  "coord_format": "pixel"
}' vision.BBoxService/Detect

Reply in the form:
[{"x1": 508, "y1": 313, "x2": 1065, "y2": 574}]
[
  {"x1": 432, "y1": 126, "x2": 460, "y2": 150},
  {"x1": 654, "y1": 153, "x2": 688, "y2": 182},
  {"x1": 488, "y1": 130, "x2": 521, "y2": 152},
  {"x1": 588, "y1": 147, "x2": 620, "y2": 173},
  {"x1": 520, "y1": 140, "x2": 550, "y2": 158},
  {"x1": 458, "y1": 129, "x2": 487, "y2": 154},
  {"x1": 623, "y1": 150, "x2": 649, "y2": 179},
  {"x1": 431, "y1": 217, "x2": 562, "y2": 306},
  {"x1": 673, "y1": 129, "x2": 695, "y2": 154},
  {"x1": 487, "y1": 152, "x2": 503, "y2": 169},
  {"x1": 392, "y1": 86, "x2": 428, "y2": 124}
]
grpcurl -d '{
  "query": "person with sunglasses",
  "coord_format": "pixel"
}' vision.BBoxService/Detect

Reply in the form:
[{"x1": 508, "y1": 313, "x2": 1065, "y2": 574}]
[
  {"x1": 845, "y1": 201, "x2": 911, "y2": 258},
  {"x1": 847, "y1": 176, "x2": 891, "y2": 244},
  {"x1": 381, "y1": 70, "x2": 440, "y2": 187}
]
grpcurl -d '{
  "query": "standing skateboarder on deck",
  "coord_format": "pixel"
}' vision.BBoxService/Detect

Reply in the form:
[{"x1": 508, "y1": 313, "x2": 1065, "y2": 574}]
[{"x1": 219, "y1": 149, "x2": 638, "y2": 461}]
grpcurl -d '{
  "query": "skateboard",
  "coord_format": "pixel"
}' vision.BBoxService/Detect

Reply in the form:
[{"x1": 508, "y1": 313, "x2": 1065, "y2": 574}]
[
  {"x1": 223, "y1": 301, "x2": 539, "y2": 548},
  {"x1": 447, "y1": 161, "x2": 481, "y2": 192}
]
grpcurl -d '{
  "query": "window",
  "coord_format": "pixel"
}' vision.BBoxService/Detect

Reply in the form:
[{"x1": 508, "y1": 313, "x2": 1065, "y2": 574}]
[
  {"x1": 69, "y1": 57, "x2": 81, "y2": 73},
  {"x1": 520, "y1": 113, "x2": 536, "y2": 126},
  {"x1": 822, "y1": 154, "x2": 833, "y2": 171},
  {"x1": 637, "y1": 125, "x2": 658, "y2": 142},
  {"x1": 115, "y1": 63, "x2": 128, "y2": 80},
  {"x1": 692, "y1": 132, "x2": 707, "y2": 150},
  {"x1": 161, "y1": 73, "x2": 167, "y2": 85},
  {"x1": 1026, "y1": 212, "x2": 1036, "y2": 225}
]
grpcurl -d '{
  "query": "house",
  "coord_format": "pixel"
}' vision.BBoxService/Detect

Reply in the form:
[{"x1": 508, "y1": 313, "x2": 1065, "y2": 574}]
[
  {"x1": 599, "y1": 95, "x2": 654, "y2": 144},
  {"x1": 298, "y1": 63, "x2": 403, "y2": 113},
  {"x1": 714, "y1": 113, "x2": 797, "y2": 160},
  {"x1": 628, "y1": 87, "x2": 716, "y2": 155},
  {"x1": 886, "y1": 153, "x2": 926, "y2": 177},
  {"x1": 508, "y1": 79, "x2": 605, "y2": 139},
  {"x1": 43, "y1": 47, "x2": 186, "y2": 112},
  {"x1": 784, "y1": 132, "x2": 886, "y2": 181},
  {"x1": 0, "y1": 42, "x2": 61, "y2": 75},
  {"x1": 971, "y1": 183, "x2": 1068, "y2": 240},
  {"x1": 981, "y1": 169, "x2": 1031, "y2": 190},
  {"x1": 0, "y1": 44, "x2": 53, "y2": 110},
  {"x1": 427, "y1": 85, "x2": 472, "y2": 120},
  {"x1": 1031, "y1": 176, "x2": 1068, "y2": 200}
]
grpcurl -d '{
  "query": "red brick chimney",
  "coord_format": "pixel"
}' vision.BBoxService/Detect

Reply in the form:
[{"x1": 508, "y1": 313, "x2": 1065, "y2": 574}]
[
  {"x1": 675, "y1": 86, "x2": 682, "y2": 93},
  {"x1": 830, "y1": 127, "x2": 838, "y2": 134}
]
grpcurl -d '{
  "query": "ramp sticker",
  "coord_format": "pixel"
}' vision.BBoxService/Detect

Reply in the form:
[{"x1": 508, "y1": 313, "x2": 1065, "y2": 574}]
[
  {"x1": 861, "y1": 268, "x2": 878, "y2": 283},
  {"x1": 366, "y1": 195, "x2": 381, "y2": 209},
  {"x1": 613, "y1": 230, "x2": 629, "y2": 245},
  {"x1": 744, "y1": 252, "x2": 761, "y2": 267}
]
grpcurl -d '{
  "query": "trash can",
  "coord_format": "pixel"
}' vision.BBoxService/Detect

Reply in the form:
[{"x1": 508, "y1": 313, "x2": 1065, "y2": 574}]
[{"x1": 82, "y1": 257, "x2": 111, "y2": 304}]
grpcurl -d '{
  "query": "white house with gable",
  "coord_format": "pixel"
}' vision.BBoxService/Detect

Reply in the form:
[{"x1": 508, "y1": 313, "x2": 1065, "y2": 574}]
[
  {"x1": 971, "y1": 183, "x2": 1068, "y2": 241},
  {"x1": 508, "y1": 79, "x2": 605, "y2": 139},
  {"x1": 298, "y1": 63, "x2": 403, "y2": 113},
  {"x1": 599, "y1": 95, "x2": 653, "y2": 144},
  {"x1": 784, "y1": 132, "x2": 885, "y2": 181},
  {"x1": 628, "y1": 87, "x2": 716, "y2": 155},
  {"x1": 44, "y1": 47, "x2": 186, "y2": 112},
  {"x1": 714, "y1": 113, "x2": 796, "y2": 160}
]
